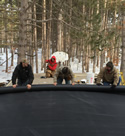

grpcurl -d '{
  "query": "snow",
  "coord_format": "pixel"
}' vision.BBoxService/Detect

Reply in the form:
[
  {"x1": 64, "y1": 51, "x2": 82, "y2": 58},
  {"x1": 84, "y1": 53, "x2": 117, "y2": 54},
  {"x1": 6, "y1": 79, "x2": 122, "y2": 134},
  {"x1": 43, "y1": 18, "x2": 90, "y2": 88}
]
[{"x1": 0, "y1": 51, "x2": 17, "y2": 84}]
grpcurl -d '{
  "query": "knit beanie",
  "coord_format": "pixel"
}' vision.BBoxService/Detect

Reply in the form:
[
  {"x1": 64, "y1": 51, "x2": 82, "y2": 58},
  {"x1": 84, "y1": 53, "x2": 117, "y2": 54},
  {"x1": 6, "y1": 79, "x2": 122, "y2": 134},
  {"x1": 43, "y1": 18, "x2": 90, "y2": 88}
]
[
  {"x1": 106, "y1": 61, "x2": 114, "y2": 70},
  {"x1": 62, "y1": 67, "x2": 69, "y2": 74},
  {"x1": 21, "y1": 58, "x2": 28, "y2": 63}
]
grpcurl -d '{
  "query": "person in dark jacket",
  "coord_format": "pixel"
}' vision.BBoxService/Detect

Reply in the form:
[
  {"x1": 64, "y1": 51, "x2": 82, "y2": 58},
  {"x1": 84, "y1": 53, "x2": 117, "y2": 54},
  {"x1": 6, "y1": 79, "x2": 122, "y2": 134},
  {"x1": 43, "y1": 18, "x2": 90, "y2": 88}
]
[
  {"x1": 45, "y1": 56, "x2": 57, "y2": 77},
  {"x1": 96, "y1": 61, "x2": 121, "y2": 88},
  {"x1": 12, "y1": 58, "x2": 34, "y2": 89}
]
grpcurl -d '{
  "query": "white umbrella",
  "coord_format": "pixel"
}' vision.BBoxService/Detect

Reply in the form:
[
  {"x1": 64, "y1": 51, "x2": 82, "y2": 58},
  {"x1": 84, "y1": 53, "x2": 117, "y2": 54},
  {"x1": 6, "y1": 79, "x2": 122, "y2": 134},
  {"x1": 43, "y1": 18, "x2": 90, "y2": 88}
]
[{"x1": 51, "y1": 51, "x2": 68, "y2": 62}]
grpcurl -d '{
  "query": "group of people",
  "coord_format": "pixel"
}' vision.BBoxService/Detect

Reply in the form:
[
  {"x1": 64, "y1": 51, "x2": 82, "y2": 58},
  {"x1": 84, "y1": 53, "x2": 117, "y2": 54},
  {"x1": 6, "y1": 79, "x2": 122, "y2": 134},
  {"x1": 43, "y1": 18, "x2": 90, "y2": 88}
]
[
  {"x1": 12, "y1": 57, "x2": 75, "y2": 89},
  {"x1": 12, "y1": 56, "x2": 121, "y2": 89}
]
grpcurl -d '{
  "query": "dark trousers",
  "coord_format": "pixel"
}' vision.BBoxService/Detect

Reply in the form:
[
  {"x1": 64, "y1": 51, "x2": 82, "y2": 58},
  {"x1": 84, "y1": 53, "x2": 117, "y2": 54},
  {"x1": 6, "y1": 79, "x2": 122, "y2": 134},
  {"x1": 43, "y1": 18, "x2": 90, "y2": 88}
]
[
  {"x1": 103, "y1": 77, "x2": 121, "y2": 86},
  {"x1": 17, "y1": 79, "x2": 29, "y2": 86},
  {"x1": 57, "y1": 77, "x2": 70, "y2": 84}
]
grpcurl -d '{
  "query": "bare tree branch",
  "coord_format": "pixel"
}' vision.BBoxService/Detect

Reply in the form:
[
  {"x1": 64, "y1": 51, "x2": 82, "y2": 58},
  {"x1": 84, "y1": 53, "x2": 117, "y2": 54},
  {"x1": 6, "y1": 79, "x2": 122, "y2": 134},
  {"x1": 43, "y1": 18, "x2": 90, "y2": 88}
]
[{"x1": 25, "y1": 0, "x2": 36, "y2": 12}]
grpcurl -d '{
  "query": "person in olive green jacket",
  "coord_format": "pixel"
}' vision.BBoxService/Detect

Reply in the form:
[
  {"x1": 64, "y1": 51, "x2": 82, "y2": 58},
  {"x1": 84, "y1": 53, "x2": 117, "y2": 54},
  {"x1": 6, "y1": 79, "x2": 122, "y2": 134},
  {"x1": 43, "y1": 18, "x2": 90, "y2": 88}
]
[
  {"x1": 96, "y1": 61, "x2": 121, "y2": 88},
  {"x1": 53, "y1": 66, "x2": 75, "y2": 86}
]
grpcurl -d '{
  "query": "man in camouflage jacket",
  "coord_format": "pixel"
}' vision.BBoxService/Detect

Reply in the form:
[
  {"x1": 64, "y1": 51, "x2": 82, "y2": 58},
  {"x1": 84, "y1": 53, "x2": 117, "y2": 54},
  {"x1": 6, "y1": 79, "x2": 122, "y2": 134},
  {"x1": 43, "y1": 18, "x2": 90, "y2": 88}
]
[{"x1": 53, "y1": 66, "x2": 75, "y2": 86}]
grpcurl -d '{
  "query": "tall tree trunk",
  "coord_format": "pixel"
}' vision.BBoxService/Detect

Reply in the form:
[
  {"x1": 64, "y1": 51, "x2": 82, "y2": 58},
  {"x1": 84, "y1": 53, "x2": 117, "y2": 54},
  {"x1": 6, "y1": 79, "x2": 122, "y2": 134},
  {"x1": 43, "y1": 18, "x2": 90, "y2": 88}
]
[
  {"x1": 18, "y1": 0, "x2": 28, "y2": 63},
  {"x1": 96, "y1": 51, "x2": 99, "y2": 67},
  {"x1": 27, "y1": 4, "x2": 33, "y2": 68},
  {"x1": 0, "y1": 48, "x2": 2, "y2": 53},
  {"x1": 93, "y1": 50, "x2": 96, "y2": 73},
  {"x1": 67, "y1": 0, "x2": 72, "y2": 66},
  {"x1": 100, "y1": 0, "x2": 107, "y2": 69},
  {"x1": 57, "y1": 9, "x2": 63, "y2": 51},
  {"x1": 71, "y1": 46, "x2": 73, "y2": 63},
  {"x1": 111, "y1": 10, "x2": 117, "y2": 62},
  {"x1": 120, "y1": 9, "x2": 125, "y2": 79},
  {"x1": 61, "y1": 23, "x2": 64, "y2": 51},
  {"x1": 33, "y1": 4, "x2": 38, "y2": 73},
  {"x1": 10, "y1": 31, "x2": 14, "y2": 66},
  {"x1": 82, "y1": 40, "x2": 85, "y2": 73},
  {"x1": 86, "y1": 45, "x2": 90, "y2": 72},
  {"x1": 68, "y1": 39, "x2": 72, "y2": 65},
  {"x1": 96, "y1": 0, "x2": 99, "y2": 68},
  {"x1": 4, "y1": 0, "x2": 8, "y2": 73},
  {"x1": 46, "y1": 0, "x2": 52, "y2": 59},
  {"x1": 100, "y1": 51, "x2": 103, "y2": 69},
  {"x1": 41, "y1": 0, "x2": 47, "y2": 72},
  {"x1": 117, "y1": 43, "x2": 120, "y2": 66},
  {"x1": 51, "y1": 21, "x2": 57, "y2": 54}
]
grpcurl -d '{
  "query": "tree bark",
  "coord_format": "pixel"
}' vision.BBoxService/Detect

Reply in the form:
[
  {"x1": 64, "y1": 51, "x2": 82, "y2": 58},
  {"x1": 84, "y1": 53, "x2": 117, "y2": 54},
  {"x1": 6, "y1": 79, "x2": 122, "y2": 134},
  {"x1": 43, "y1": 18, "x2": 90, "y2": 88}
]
[
  {"x1": 27, "y1": 3, "x2": 33, "y2": 68},
  {"x1": 18, "y1": 0, "x2": 28, "y2": 63},
  {"x1": 33, "y1": 4, "x2": 38, "y2": 73},
  {"x1": 46, "y1": 0, "x2": 52, "y2": 59},
  {"x1": 120, "y1": 9, "x2": 125, "y2": 79},
  {"x1": 4, "y1": 0, "x2": 8, "y2": 73},
  {"x1": 57, "y1": 9, "x2": 63, "y2": 51},
  {"x1": 41, "y1": 0, "x2": 47, "y2": 72},
  {"x1": 93, "y1": 50, "x2": 96, "y2": 73}
]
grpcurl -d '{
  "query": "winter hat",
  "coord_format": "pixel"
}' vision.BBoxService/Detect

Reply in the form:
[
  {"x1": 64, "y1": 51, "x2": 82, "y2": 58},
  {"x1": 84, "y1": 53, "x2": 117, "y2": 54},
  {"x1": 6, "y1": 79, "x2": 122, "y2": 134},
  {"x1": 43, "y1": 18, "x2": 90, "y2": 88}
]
[
  {"x1": 62, "y1": 67, "x2": 69, "y2": 74},
  {"x1": 21, "y1": 58, "x2": 28, "y2": 63},
  {"x1": 106, "y1": 61, "x2": 114, "y2": 70}
]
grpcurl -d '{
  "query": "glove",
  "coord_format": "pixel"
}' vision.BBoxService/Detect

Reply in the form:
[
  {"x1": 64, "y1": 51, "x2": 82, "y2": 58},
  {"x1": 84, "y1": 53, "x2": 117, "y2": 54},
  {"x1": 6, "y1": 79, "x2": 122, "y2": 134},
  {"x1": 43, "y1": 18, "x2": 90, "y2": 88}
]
[
  {"x1": 111, "y1": 85, "x2": 117, "y2": 89},
  {"x1": 67, "y1": 75, "x2": 72, "y2": 80},
  {"x1": 96, "y1": 83, "x2": 102, "y2": 86}
]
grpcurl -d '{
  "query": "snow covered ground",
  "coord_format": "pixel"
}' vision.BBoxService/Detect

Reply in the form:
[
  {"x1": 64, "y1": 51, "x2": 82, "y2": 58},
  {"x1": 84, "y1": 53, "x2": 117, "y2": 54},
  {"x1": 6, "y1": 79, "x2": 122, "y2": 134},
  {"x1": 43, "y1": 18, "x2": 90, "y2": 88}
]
[
  {"x1": 0, "y1": 48, "x2": 121, "y2": 84},
  {"x1": 0, "y1": 52, "x2": 15, "y2": 83}
]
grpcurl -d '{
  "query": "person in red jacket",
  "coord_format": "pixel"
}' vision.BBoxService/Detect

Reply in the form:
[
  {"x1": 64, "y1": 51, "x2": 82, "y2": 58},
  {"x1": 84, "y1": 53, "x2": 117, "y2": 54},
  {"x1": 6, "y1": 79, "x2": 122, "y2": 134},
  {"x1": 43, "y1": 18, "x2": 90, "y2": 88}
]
[{"x1": 45, "y1": 56, "x2": 57, "y2": 77}]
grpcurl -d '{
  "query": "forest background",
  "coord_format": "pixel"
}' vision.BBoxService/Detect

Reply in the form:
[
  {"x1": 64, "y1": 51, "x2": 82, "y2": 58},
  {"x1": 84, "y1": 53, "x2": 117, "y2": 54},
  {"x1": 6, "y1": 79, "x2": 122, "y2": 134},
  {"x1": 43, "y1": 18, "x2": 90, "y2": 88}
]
[{"x1": 0, "y1": 0, "x2": 125, "y2": 79}]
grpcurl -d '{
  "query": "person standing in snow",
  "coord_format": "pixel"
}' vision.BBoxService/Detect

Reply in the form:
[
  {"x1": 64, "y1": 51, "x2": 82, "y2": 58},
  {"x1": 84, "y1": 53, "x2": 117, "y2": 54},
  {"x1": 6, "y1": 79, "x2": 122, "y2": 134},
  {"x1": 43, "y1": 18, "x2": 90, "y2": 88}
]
[
  {"x1": 45, "y1": 56, "x2": 57, "y2": 78},
  {"x1": 96, "y1": 61, "x2": 121, "y2": 88},
  {"x1": 12, "y1": 58, "x2": 34, "y2": 89},
  {"x1": 53, "y1": 66, "x2": 75, "y2": 86}
]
